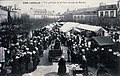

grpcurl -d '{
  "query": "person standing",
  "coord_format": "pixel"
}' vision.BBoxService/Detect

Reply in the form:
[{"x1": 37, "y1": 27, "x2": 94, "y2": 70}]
[
  {"x1": 67, "y1": 49, "x2": 70, "y2": 62},
  {"x1": 58, "y1": 56, "x2": 66, "y2": 75},
  {"x1": 0, "y1": 42, "x2": 6, "y2": 73}
]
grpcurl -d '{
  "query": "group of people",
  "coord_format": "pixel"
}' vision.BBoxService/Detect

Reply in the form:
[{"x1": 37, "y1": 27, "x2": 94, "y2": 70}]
[
  {"x1": 0, "y1": 23, "x2": 119, "y2": 76},
  {"x1": 109, "y1": 31, "x2": 119, "y2": 42},
  {"x1": 47, "y1": 26, "x2": 119, "y2": 75},
  {"x1": 10, "y1": 28, "x2": 52, "y2": 74},
  {"x1": 0, "y1": 27, "x2": 51, "y2": 74},
  {"x1": 43, "y1": 27, "x2": 89, "y2": 75}
]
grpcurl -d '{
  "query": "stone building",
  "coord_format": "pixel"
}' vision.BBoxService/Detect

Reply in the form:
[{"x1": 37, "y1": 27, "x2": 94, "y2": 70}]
[
  {"x1": 73, "y1": 7, "x2": 98, "y2": 24},
  {"x1": 30, "y1": 8, "x2": 62, "y2": 19}
]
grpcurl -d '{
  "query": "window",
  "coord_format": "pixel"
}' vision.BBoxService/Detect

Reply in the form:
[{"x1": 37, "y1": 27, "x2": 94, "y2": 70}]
[
  {"x1": 93, "y1": 11, "x2": 96, "y2": 14},
  {"x1": 110, "y1": 11, "x2": 114, "y2": 17},
  {"x1": 111, "y1": 5, "x2": 114, "y2": 8},
  {"x1": 100, "y1": 11, "x2": 103, "y2": 17},
  {"x1": 74, "y1": 16, "x2": 76, "y2": 20},
  {"x1": 87, "y1": 12, "x2": 90, "y2": 14},
  {"x1": 81, "y1": 15, "x2": 83, "y2": 19},
  {"x1": 105, "y1": 11, "x2": 109, "y2": 17},
  {"x1": 106, "y1": 6, "x2": 109, "y2": 9}
]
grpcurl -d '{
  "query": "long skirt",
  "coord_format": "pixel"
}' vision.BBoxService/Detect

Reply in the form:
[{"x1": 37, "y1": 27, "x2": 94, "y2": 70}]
[{"x1": 58, "y1": 65, "x2": 66, "y2": 75}]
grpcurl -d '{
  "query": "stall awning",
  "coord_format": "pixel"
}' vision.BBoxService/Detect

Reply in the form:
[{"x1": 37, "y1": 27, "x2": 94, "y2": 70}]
[
  {"x1": 92, "y1": 36, "x2": 115, "y2": 46},
  {"x1": 60, "y1": 22, "x2": 107, "y2": 34},
  {"x1": 45, "y1": 26, "x2": 51, "y2": 29},
  {"x1": 76, "y1": 24, "x2": 107, "y2": 33},
  {"x1": 49, "y1": 24, "x2": 55, "y2": 28},
  {"x1": 60, "y1": 22, "x2": 79, "y2": 32}
]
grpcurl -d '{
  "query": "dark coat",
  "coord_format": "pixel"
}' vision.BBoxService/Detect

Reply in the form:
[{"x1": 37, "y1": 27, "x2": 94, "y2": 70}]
[{"x1": 58, "y1": 58, "x2": 66, "y2": 74}]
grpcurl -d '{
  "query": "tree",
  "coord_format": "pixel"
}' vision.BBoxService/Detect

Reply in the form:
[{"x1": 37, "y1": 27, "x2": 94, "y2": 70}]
[{"x1": 20, "y1": 13, "x2": 30, "y2": 23}]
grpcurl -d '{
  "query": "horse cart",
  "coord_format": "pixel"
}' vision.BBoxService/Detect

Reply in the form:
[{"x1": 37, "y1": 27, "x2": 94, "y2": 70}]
[{"x1": 48, "y1": 39, "x2": 63, "y2": 62}]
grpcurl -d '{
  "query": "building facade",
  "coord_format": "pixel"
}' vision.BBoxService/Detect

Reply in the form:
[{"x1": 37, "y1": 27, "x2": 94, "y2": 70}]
[
  {"x1": 63, "y1": 0, "x2": 120, "y2": 27},
  {"x1": 62, "y1": 9, "x2": 75, "y2": 22},
  {"x1": 98, "y1": 4, "x2": 117, "y2": 18},
  {"x1": 73, "y1": 7, "x2": 98, "y2": 24},
  {"x1": 0, "y1": 6, "x2": 8, "y2": 23},
  {"x1": 96, "y1": 1, "x2": 120, "y2": 28},
  {"x1": 30, "y1": 8, "x2": 62, "y2": 19}
]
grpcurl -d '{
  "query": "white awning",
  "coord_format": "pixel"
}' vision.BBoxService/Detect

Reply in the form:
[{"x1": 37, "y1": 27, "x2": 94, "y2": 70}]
[
  {"x1": 76, "y1": 24, "x2": 107, "y2": 33},
  {"x1": 60, "y1": 22, "x2": 79, "y2": 32},
  {"x1": 49, "y1": 24, "x2": 55, "y2": 28},
  {"x1": 45, "y1": 26, "x2": 51, "y2": 29},
  {"x1": 60, "y1": 22, "x2": 107, "y2": 33}
]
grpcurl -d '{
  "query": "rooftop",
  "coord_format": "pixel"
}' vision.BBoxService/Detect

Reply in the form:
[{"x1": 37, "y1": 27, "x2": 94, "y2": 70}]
[
  {"x1": 99, "y1": 4, "x2": 118, "y2": 10},
  {"x1": 74, "y1": 7, "x2": 98, "y2": 15}
]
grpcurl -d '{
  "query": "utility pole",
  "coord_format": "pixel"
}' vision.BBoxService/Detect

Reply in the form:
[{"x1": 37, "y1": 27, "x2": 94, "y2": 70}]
[
  {"x1": 4, "y1": 4, "x2": 20, "y2": 75},
  {"x1": 8, "y1": 10, "x2": 11, "y2": 27}
]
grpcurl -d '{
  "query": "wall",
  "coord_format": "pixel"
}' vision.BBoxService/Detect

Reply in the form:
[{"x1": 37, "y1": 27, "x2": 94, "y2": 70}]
[{"x1": 0, "y1": 8, "x2": 8, "y2": 23}]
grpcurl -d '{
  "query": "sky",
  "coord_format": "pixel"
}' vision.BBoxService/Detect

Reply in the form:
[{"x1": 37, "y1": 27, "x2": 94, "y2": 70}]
[{"x1": 0, "y1": 0, "x2": 119, "y2": 14}]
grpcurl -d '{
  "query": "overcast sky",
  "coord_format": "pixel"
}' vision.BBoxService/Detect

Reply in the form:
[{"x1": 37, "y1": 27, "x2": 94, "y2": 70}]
[{"x1": 0, "y1": 0, "x2": 119, "y2": 14}]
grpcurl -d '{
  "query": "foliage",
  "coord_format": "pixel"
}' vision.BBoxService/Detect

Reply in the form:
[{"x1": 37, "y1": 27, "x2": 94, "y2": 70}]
[{"x1": 29, "y1": 18, "x2": 58, "y2": 30}]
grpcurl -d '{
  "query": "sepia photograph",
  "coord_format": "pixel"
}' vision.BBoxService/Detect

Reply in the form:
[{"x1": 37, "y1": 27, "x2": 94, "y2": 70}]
[{"x1": 0, "y1": 0, "x2": 120, "y2": 76}]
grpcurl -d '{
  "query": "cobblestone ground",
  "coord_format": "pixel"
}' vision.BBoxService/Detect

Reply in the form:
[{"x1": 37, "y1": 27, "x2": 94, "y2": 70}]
[
  {"x1": 23, "y1": 46, "x2": 70, "y2": 76},
  {"x1": 23, "y1": 45, "x2": 119, "y2": 76},
  {"x1": 23, "y1": 46, "x2": 95, "y2": 76}
]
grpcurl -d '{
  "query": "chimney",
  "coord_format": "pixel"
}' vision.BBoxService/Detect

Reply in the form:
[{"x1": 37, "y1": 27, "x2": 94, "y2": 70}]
[
  {"x1": 99, "y1": 2, "x2": 103, "y2": 6},
  {"x1": 99, "y1": 2, "x2": 106, "y2": 6}
]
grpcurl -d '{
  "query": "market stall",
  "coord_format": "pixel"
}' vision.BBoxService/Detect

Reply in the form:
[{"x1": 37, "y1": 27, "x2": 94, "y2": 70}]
[
  {"x1": 60, "y1": 22, "x2": 108, "y2": 37},
  {"x1": 69, "y1": 64, "x2": 84, "y2": 76},
  {"x1": 60, "y1": 22, "x2": 79, "y2": 32},
  {"x1": 91, "y1": 36, "x2": 115, "y2": 46},
  {"x1": 76, "y1": 24, "x2": 107, "y2": 36}
]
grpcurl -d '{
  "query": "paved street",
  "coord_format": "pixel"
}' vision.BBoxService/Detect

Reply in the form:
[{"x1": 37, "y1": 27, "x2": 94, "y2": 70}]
[
  {"x1": 22, "y1": 46, "x2": 103, "y2": 76},
  {"x1": 23, "y1": 46, "x2": 70, "y2": 76}
]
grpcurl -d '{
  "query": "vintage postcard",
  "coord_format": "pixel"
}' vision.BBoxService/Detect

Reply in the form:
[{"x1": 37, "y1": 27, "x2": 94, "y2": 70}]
[{"x1": 0, "y1": 0, "x2": 120, "y2": 76}]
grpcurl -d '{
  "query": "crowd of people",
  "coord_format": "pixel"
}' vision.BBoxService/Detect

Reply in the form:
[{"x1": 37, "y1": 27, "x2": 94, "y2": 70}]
[
  {"x1": 0, "y1": 26, "x2": 51, "y2": 75},
  {"x1": 0, "y1": 23, "x2": 120, "y2": 76},
  {"x1": 45, "y1": 25, "x2": 120, "y2": 75}
]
